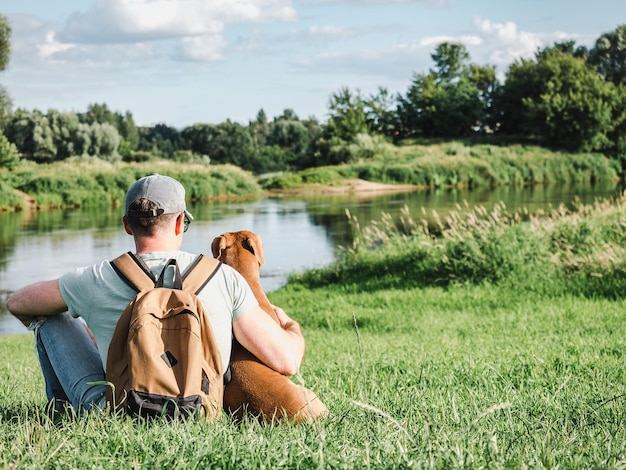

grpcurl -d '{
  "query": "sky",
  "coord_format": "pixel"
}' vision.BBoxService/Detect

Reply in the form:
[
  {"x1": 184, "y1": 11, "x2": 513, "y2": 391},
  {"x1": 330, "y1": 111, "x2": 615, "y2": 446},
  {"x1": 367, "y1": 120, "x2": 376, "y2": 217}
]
[{"x1": 0, "y1": 0, "x2": 624, "y2": 128}]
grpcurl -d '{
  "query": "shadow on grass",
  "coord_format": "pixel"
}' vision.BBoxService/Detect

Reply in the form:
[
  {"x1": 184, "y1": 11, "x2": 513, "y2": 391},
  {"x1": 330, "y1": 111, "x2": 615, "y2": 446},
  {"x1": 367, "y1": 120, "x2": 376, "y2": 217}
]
[{"x1": 0, "y1": 403, "x2": 49, "y2": 423}]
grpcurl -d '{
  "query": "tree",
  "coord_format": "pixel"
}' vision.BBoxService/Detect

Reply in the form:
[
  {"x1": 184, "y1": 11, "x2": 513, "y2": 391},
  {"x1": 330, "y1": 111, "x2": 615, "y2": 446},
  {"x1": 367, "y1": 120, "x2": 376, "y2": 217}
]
[
  {"x1": 137, "y1": 123, "x2": 184, "y2": 157},
  {"x1": 589, "y1": 24, "x2": 626, "y2": 86},
  {"x1": 266, "y1": 119, "x2": 311, "y2": 170},
  {"x1": 248, "y1": 109, "x2": 270, "y2": 148},
  {"x1": 0, "y1": 15, "x2": 10, "y2": 71},
  {"x1": 0, "y1": 15, "x2": 12, "y2": 130},
  {"x1": 207, "y1": 120, "x2": 255, "y2": 169},
  {"x1": 326, "y1": 87, "x2": 368, "y2": 142},
  {"x1": 5, "y1": 108, "x2": 37, "y2": 157},
  {"x1": 538, "y1": 40, "x2": 588, "y2": 60},
  {"x1": 46, "y1": 109, "x2": 80, "y2": 159},
  {"x1": 494, "y1": 57, "x2": 541, "y2": 135},
  {"x1": 499, "y1": 47, "x2": 615, "y2": 151},
  {"x1": 364, "y1": 87, "x2": 398, "y2": 138},
  {"x1": 430, "y1": 42, "x2": 469, "y2": 81},
  {"x1": 398, "y1": 42, "x2": 498, "y2": 138},
  {"x1": 77, "y1": 104, "x2": 138, "y2": 159},
  {"x1": 607, "y1": 85, "x2": 626, "y2": 163},
  {"x1": 182, "y1": 120, "x2": 255, "y2": 170},
  {"x1": 4, "y1": 108, "x2": 125, "y2": 161},
  {"x1": 115, "y1": 111, "x2": 139, "y2": 157},
  {"x1": 180, "y1": 123, "x2": 214, "y2": 158},
  {"x1": 0, "y1": 132, "x2": 18, "y2": 169},
  {"x1": 468, "y1": 63, "x2": 498, "y2": 131},
  {"x1": 397, "y1": 73, "x2": 442, "y2": 137},
  {"x1": 31, "y1": 112, "x2": 56, "y2": 161},
  {"x1": 81, "y1": 103, "x2": 115, "y2": 126},
  {"x1": 89, "y1": 122, "x2": 120, "y2": 160},
  {"x1": 274, "y1": 108, "x2": 299, "y2": 122}
]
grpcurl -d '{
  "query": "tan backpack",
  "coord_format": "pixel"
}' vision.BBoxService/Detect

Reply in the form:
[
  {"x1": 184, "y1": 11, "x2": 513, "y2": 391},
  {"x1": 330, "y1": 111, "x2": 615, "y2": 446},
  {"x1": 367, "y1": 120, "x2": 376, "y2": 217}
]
[{"x1": 106, "y1": 252, "x2": 223, "y2": 420}]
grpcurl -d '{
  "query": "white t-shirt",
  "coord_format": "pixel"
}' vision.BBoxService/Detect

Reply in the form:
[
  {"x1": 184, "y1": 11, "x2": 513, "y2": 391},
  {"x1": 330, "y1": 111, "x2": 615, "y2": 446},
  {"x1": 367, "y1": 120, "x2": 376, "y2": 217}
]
[{"x1": 58, "y1": 251, "x2": 259, "y2": 372}]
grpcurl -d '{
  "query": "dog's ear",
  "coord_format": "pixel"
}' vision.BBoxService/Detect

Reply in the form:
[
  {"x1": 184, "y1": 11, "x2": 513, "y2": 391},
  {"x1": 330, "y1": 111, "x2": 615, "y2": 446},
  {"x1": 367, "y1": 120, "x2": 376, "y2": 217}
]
[
  {"x1": 211, "y1": 235, "x2": 227, "y2": 259},
  {"x1": 245, "y1": 235, "x2": 265, "y2": 266}
]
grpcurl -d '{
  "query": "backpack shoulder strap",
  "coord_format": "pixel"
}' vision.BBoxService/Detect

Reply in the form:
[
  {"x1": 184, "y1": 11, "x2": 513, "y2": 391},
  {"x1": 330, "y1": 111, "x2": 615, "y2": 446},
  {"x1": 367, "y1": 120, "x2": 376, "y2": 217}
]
[
  {"x1": 183, "y1": 254, "x2": 222, "y2": 294},
  {"x1": 111, "y1": 251, "x2": 157, "y2": 292}
]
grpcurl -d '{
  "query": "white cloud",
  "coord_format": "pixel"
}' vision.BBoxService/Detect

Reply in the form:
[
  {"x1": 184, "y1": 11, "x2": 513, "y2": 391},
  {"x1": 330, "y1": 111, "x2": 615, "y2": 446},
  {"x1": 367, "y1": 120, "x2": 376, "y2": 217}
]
[
  {"x1": 24, "y1": 0, "x2": 298, "y2": 65},
  {"x1": 287, "y1": 16, "x2": 587, "y2": 86},
  {"x1": 38, "y1": 31, "x2": 77, "y2": 61},
  {"x1": 178, "y1": 33, "x2": 227, "y2": 61},
  {"x1": 285, "y1": 24, "x2": 374, "y2": 44},
  {"x1": 305, "y1": 0, "x2": 448, "y2": 6},
  {"x1": 57, "y1": 0, "x2": 297, "y2": 44},
  {"x1": 471, "y1": 17, "x2": 541, "y2": 67}
]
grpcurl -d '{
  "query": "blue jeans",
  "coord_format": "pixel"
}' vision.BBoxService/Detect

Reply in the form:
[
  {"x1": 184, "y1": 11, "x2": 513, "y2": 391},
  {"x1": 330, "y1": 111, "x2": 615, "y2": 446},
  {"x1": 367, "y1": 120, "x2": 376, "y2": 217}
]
[{"x1": 33, "y1": 312, "x2": 107, "y2": 414}]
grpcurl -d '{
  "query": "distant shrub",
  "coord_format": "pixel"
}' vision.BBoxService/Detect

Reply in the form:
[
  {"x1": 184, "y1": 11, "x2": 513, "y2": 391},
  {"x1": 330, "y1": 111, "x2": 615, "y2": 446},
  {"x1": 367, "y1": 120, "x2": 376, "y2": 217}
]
[
  {"x1": 300, "y1": 167, "x2": 342, "y2": 185},
  {"x1": 0, "y1": 178, "x2": 24, "y2": 209},
  {"x1": 124, "y1": 151, "x2": 156, "y2": 162},
  {"x1": 261, "y1": 173, "x2": 303, "y2": 190},
  {"x1": 0, "y1": 134, "x2": 19, "y2": 170}
]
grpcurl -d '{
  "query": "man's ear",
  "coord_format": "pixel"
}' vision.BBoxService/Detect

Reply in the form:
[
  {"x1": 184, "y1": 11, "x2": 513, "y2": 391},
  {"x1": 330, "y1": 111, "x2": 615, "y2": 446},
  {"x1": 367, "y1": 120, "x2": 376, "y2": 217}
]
[
  {"x1": 175, "y1": 213, "x2": 185, "y2": 235},
  {"x1": 122, "y1": 216, "x2": 133, "y2": 235}
]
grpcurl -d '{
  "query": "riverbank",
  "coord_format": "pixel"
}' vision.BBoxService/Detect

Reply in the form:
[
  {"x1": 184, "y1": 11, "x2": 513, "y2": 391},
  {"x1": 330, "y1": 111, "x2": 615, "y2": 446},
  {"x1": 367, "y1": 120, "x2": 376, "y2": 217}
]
[
  {"x1": 268, "y1": 178, "x2": 422, "y2": 196},
  {"x1": 1, "y1": 141, "x2": 619, "y2": 211},
  {"x1": 0, "y1": 159, "x2": 263, "y2": 211},
  {"x1": 260, "y1": 141, "x2": 620, "y2": 195}
]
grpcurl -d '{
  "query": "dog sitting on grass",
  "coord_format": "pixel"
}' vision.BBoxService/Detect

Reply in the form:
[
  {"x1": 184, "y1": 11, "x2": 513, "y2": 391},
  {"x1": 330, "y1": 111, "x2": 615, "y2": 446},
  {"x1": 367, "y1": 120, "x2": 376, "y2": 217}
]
[{"x1": 211, "y1": 230, "x2": 328, "y2": 423}]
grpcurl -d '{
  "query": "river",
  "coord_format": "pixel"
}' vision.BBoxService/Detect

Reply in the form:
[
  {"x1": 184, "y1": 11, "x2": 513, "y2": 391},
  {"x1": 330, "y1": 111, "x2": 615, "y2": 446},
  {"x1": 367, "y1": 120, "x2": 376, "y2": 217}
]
[{"x1": 1, "y1": 180, "x2": 623, "y2": 335}]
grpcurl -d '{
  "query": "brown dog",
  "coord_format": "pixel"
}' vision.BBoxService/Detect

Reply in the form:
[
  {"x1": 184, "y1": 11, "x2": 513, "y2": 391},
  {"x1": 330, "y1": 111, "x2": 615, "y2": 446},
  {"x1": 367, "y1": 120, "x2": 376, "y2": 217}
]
[{"x1": 211, "y1": 230, "x2": 328, "y2": 423}]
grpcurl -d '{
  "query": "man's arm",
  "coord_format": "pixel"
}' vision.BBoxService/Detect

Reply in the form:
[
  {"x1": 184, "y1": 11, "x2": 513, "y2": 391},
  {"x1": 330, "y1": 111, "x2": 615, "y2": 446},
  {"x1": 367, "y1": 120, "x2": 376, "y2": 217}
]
[
  {"x1": 232, "y1": 305, "x2": 305, "y2": 376},
  {"x1": 6, "y1": 279, "x2": 68, "y2": 326}
]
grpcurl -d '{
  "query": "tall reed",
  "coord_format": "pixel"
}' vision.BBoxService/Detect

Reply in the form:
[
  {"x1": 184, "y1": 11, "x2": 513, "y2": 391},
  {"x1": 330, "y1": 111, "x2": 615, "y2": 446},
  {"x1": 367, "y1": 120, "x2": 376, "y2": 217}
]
[{"x1": 290, "y1": 191, "x2": 626, "y2": 297}]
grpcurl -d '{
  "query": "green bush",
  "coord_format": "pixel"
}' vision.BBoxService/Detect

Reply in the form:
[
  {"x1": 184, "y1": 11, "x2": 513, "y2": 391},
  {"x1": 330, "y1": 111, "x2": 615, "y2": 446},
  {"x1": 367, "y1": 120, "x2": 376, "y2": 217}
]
[
  {"x1": 0, "y1": 133, "x2": 19, "y2": 170},
  {"x1": 261, "y1": 173, "x2": 304, "y2": 190},
  {"x1": 290, "y1": 194, "x2": 626, "y2": 298},
  {"x1": 0, "y1": 160, "x2": 262, "y2": 210},
  {"x1": 0, "y1": 178, "x2": 24, "y2": 209},
  {"x1": 299, "y1": 167, "x2": 342, "y2": 185},
  {"x1": 355, "y1": 142, "x2": 619, "y2": 189}
]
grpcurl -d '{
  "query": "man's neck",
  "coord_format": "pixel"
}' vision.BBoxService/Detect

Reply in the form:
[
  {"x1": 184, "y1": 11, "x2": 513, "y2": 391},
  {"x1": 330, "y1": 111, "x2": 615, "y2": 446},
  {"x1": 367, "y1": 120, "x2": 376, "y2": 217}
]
[{"x1": 134, "y1": 237, "x2": 181, "y2": 255}]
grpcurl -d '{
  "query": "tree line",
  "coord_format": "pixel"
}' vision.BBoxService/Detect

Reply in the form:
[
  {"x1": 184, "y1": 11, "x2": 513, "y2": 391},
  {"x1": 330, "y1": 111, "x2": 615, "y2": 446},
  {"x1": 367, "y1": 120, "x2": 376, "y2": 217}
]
[{"x1": 0, "y1": 17, "x2": 625, "y2": 174}]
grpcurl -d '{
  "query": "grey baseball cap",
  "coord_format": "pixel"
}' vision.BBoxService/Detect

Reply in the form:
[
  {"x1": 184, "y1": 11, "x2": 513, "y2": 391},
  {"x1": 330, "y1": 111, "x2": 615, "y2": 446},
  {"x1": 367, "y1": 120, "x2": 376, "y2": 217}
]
[{"x1": 124, "y1": 174, "x2": 193, "y2": 220}]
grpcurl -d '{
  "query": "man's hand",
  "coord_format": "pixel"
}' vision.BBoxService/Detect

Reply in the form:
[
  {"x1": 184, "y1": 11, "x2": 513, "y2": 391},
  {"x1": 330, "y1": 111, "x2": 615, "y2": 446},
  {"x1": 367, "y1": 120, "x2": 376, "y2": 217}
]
[
  {"x1": 272, "y1": 305, "x2": 302, "y2": 334},
  {"x1": 233, "y1": 304, "x2": 305, "y2": 376},
  {"x1": 13, "y1": 314, "x2": 43, "y2": 328}
]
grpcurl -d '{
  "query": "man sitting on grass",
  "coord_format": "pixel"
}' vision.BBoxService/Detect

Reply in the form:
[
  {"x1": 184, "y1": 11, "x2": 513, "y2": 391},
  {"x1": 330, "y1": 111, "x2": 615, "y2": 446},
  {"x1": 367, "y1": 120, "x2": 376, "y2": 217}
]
[{"x1": 7, "y1": 174, "x2": 305, "y2": 415}]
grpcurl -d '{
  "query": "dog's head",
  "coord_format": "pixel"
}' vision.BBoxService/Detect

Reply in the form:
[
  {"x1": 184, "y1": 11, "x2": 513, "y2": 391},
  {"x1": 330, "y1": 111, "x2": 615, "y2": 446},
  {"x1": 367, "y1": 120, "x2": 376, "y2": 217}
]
[{"x1": 211, "y1": 230, "x2": 265, "y2": 270}]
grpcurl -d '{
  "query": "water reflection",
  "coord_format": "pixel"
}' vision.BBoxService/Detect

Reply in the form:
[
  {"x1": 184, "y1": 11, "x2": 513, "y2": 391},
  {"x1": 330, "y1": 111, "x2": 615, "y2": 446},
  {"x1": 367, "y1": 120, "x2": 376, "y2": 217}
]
[{"x1": 0, "y1": 180, "x2": 624, "y2": 335}]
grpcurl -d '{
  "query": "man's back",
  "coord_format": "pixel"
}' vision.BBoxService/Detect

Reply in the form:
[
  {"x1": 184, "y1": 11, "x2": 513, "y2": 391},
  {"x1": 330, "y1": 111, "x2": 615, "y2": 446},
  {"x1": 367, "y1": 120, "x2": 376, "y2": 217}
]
[{"x1": 59, "y1": 250, "x2": 258, "y2": 370}]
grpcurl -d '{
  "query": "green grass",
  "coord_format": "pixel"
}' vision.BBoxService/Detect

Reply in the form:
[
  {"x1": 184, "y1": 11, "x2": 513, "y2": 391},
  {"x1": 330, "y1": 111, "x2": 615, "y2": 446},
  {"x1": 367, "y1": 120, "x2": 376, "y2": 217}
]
[
  {"x1": 2, "y1": 284, "x2": 626, "y2": 467},
  {"x1": 3, "y1": 141, "x2": 619, "y2": 212},
  {"x1": 0, "y1": 159, "x2": 263, "y2": 211},
  {"x1": 3, "y1": 192, "x2": 626, "y2": 467},
  {"x1": 261, "y1": 141, "x2": 619, "y2": 191}
]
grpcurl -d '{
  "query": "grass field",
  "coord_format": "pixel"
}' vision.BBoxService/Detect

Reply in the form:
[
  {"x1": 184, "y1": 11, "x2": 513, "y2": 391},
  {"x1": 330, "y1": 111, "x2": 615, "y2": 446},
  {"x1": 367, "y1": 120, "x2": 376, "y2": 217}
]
[
  {"x1": 1, "y1": 285, "x2": 626, "y2": 468},
  {"x1": 2, "y1": 193, "x2": 626, "y2": 468}
]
